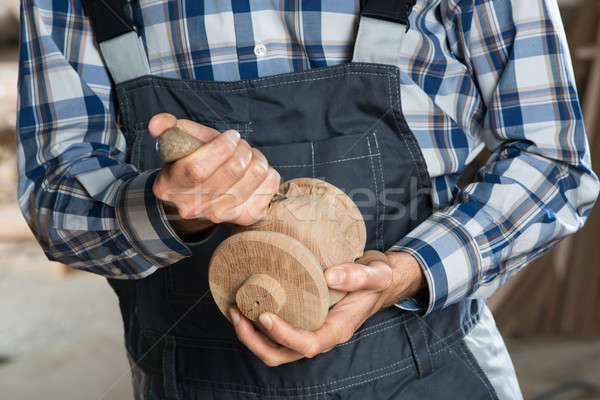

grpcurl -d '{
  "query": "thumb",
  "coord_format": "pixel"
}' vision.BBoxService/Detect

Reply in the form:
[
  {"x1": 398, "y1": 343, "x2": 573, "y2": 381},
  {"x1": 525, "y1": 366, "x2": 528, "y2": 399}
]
[
  {"x1": 148, "y1": 113, "x2": 221, "y2": 142},
  {"x1": 325, "y1": 261, "x2": 392, "y2": 292},
  {"x1": 148, "y1": 113, "x2": 177, "y2": 138}
]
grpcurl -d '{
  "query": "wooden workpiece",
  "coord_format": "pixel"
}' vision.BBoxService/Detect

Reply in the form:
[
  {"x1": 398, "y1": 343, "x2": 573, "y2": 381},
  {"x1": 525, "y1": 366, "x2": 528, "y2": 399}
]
[{"x1": 209, "y1": 178, "x2": 367, "y2": 331}]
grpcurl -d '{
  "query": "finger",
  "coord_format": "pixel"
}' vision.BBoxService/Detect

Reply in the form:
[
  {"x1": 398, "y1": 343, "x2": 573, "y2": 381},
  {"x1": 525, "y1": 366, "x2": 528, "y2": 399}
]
[
  {"x1": 230, "y1": 308, "x2": 303, "y2": 367},
  {"x1": 176, "y1": 119, "x2": 221, "y2": 142},
  {"x1": 201, "y1": 142, "x2": 260, "y2": 199},
  {"x1": 262, "y1": 290, "x2": 383, "y2": 359},
  {"x1": 325, "y1": 262, "x2": 392, "y2": 292},
  {"x1": 356, "y1": 250, "x2": 388, "y2": 266},
  {"x1": 148, "y1": 113, "x2": 177, "y2": 138},
  {"x1": 258, "y1": 313, "x2": 340, "y2": 358},
  {"x1": 148, "y1": 114, "x2": 223, "y2": 143},
  {"x1": 172, "y1": 130, "x2": 241, "y2": 186},
  {"x1": 229, "y1": 167, "x2": 280, "y2": 226},
  {"x1": 251, "y1": 146, "x2": 268, "y2": 166},
  {"x1": 153, "y1": 164, "x2": 203, "y2": 206},
  {"x1": 324, "y1": 290, "x2": 383, "y2": 335}
]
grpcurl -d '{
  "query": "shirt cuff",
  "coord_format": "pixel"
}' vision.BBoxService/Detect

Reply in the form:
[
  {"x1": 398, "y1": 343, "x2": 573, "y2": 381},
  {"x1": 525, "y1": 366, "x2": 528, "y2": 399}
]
[
  {"x1": 116, "y1": 170, "x2": 192, "y2": 269},
  {"x1": 390, "y1": 212, "x2": 482, "y2": 316}
]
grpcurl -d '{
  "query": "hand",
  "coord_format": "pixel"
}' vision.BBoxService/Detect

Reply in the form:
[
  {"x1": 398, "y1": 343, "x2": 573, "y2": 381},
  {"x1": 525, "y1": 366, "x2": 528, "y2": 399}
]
[
  {"x1": 229, "y1": 250, "x2": 424, "y2": 367},
  {"x1": 149, "y1": 113, "x2": 281, "y2": 238}
]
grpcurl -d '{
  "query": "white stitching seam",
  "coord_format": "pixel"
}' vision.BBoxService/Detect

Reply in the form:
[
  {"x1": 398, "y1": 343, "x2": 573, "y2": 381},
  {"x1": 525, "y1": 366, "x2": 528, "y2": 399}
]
[
  {"x1": 366, "y1": 135, "x2": 382, "y2": 250},
  {"x1": 138, "y1": 312, "x2": 481, "y2": 396},
  {"x1": 178, "y1": 364, "x2": 415, "y2": 398},
  {"x1": 123, "y1": 68, "x2": 396, "y2": 96},
  {"x1": 271, "y1": 154, "x2": 380, "y2": 168},
  {"x1": 310, "y1": 142, "x2": 316, "y2": 178},
  {"x1": 454, "y1": 340, "x2": 497, "y2": 399},
  {"x1": 372, "y1": 132, "x2": 385, "y2": 250}
]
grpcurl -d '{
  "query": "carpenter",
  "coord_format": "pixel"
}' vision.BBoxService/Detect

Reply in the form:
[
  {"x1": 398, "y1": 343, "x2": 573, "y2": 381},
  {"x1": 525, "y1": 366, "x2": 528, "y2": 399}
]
[{"x1": 17, "y1": 1, "x2": 599, "y2": 399}]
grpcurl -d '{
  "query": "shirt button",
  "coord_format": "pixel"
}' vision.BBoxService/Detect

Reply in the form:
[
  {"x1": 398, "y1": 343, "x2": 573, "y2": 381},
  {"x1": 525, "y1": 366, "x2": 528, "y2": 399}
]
[
  {"x1": 254, "y1": 43, "x2": 267, "y2": 57},
  {"x1": 111, "y1": 267, "x2": 122, "y2": 276}
]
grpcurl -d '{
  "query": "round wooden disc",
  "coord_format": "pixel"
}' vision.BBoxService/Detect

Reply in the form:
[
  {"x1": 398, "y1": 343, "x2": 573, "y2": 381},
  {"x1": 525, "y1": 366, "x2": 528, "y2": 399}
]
[
  {"x1": 237, "y1": 178, "x2": 367, "y2": 305},
  {"x1": 209, "y1": 230, "x2": 330, "y2": 331}
]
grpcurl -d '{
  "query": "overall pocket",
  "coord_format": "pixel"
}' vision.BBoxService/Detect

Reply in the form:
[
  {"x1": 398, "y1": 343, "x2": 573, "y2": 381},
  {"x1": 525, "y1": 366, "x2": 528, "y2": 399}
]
[{"x1": 255, "y1": 131, "x2": 385, "y2": 251}]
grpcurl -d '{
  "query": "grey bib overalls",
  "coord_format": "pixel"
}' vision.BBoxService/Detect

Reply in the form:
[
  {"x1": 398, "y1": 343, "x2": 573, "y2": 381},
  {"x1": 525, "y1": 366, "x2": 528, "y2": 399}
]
[{"x1": 84, "y1": 0, "x2": 513, "y2": 398}]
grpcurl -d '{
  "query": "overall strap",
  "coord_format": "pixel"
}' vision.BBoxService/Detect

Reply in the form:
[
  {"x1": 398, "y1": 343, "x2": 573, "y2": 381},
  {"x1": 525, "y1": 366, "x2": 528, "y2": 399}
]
[
  {"x1": 83, "y1": 0, "x2": 150, "y2": 84},
  {"x1": 353, "y1": 0, "x2": 417, "y2": 65}
]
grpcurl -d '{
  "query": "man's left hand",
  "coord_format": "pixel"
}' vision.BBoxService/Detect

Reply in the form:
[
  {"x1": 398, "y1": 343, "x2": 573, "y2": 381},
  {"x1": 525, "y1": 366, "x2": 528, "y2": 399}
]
[{"x1": 229, "y1": 250, "x2": 424, "y2": 367}]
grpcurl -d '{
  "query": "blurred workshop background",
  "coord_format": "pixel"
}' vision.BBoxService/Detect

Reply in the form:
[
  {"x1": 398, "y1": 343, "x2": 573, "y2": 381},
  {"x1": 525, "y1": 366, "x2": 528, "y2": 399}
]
[{"x1": 1, "y1": 0, "x2": 599, "y2": 399}]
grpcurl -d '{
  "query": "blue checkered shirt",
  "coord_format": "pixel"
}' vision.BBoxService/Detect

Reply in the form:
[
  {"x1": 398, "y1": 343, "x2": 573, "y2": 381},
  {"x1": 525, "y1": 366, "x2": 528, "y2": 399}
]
[{"x1": 18, "y1": 0, "x2": 599, "y2": 315}]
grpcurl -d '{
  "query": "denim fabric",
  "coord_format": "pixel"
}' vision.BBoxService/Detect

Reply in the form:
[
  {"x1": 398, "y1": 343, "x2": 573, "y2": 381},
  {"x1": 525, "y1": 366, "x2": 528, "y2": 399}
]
[{"x1": 110, "y1": 61, "x2": 498, "y2": 399}]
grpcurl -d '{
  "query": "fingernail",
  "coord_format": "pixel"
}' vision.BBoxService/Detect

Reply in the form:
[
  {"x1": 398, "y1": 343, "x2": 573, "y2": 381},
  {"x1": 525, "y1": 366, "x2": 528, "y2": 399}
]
[
  {"x1": 326, "y1": 268, "x2": 345, "y2": 286},
  {"x1": 259, "y1": 313, "x2": 273, "y2": 331},
  {"x1": 224, "y1": 130, "x2": 241, "y2": 144},
  {"x1": 230, "y1": 308, "x2": 240, "y2": 326},
  {"x1": 257, "y1": 155, "x2": 268, "y2": 171},
  {"x1": 260, "y1": 158, "x2": 268, "y2": 171}
]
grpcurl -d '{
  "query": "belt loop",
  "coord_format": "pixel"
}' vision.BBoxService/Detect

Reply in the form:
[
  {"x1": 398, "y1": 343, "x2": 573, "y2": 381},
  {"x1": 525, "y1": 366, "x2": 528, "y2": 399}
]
[
  {"x1": 162, "y1": 336, "x2": 180, "y2": 399},
  {"x1": 403, "y1": 315, "x2": 434, "y2": 378}
]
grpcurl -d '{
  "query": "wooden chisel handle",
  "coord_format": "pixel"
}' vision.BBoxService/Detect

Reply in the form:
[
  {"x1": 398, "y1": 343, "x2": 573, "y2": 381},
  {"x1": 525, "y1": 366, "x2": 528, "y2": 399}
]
[{"x1": 157, "y1": 127, "x2": 205, "y2": 163}]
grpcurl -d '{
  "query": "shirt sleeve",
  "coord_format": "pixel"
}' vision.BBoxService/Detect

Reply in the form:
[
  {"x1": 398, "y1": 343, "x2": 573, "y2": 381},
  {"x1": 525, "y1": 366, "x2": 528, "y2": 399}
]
[
  {"x1": 17, "y1": 1, "x2": 191, "y2": 279},
  {"x1": 393, "y1": 0, "x2": 599, "y2": 314}
]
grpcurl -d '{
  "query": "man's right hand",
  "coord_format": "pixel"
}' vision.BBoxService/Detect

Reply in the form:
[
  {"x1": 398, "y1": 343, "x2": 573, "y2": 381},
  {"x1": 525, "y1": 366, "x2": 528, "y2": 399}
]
[{"x1": 149, "y1": 113, "x2": 281, "y2": 238}]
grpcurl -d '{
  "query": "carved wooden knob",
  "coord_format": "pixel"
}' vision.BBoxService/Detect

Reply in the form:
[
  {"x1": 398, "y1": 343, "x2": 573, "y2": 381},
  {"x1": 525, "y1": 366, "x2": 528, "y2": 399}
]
[
  {"x1": 209, "y1": 178, "x2": 366, "y2": 331},
  {"x1": 235, "y1": 274, "x2": 286, "y2": 321}
]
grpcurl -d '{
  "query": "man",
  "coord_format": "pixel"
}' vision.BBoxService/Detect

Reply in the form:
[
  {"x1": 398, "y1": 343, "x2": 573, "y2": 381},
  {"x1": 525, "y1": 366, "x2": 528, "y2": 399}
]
[{"x1": 18, "y1": 0, "x2": 598, "y2": 398}]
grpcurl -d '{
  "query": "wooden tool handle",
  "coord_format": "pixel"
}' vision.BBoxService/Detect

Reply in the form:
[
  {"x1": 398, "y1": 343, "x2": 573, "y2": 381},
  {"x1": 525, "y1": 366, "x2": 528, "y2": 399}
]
[{"x1": 157, "y1": 127, "x2": 205, "y2": 163}]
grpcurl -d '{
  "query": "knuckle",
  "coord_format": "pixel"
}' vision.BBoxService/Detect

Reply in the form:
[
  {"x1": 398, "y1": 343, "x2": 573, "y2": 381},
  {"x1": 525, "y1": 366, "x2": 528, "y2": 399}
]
[
  {"x1": 263, "y1": 357, "x2": 281, "y2": 367},
  {"x1": 352, "y1": 267, "x2": 368, "y2": 286},
  {"x1": 246, "y1": 201, "x2": 268, "y2": 223},
  {"x1": 272, "y1": 169, "x2": 281, "y2": 185},
  {"x1": 217, "y1": 137, "x2": 238, "y2": 157},
  {"x1": 329, "y1": 321, "x2": 350, "y2": 343},
  {"x1": 215, "y1": 192, "x2": 239, "y2": 210},
  {"x1": 339, "y1": 329, "x2": 353, "y2": 344},
  {"x1": 178, "y1": 206, "x2": 196, "y2": 220},
  {"x1": 248, "y1": 159, "x2": 269, "y2": 181},
  {"x1": 235, "y1": 213, "x2": 258, "y2": 227},
  {"x1": 267, "y1": 168, "x2": 281, "y2": 186},
  {"x1": 252, "y1": 147, "x2": 267, "y2": 161},
  {"x1": 223, "y1": 156, "x2": 247, "y2": 180},
  {"x1": 303, "y1": 343, "x2": 320, "y2": 359},
  {"x1": 203, "y1": 209, "x2": 224, "y2": 224},
  {"x1": 236, "y1": 218, "x2": 253, "y2": 227},
  {"x1": 152, "y1": 181, "x2": 165, "y2": 200},
  {"x1": 184, "y1": 163, "x2": 208, "y2": 182}
]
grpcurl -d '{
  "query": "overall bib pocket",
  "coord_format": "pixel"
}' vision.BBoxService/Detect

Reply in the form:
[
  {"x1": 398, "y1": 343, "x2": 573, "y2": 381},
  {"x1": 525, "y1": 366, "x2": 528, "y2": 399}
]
[{"x1": 255, "y1": 131, "x2": 385, "y2": 251}]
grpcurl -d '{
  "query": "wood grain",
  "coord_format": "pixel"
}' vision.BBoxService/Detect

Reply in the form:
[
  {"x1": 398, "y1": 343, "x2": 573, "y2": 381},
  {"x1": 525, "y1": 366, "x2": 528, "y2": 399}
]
[
  {"x1": 209, "y1": 230, "x2": 330, "y2": 331},
  {"x1": 209, "y1": 178, "x2": 367, "y2": 331},
  {"x1": 238, "y1": 178, "x2": 366, "y2": 305}
]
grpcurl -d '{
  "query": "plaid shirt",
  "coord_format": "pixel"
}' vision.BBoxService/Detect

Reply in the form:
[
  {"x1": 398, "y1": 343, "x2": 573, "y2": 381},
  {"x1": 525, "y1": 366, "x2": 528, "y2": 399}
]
[{"x1": 18, "y1": 0, "x2": 599, "y2": 315}]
